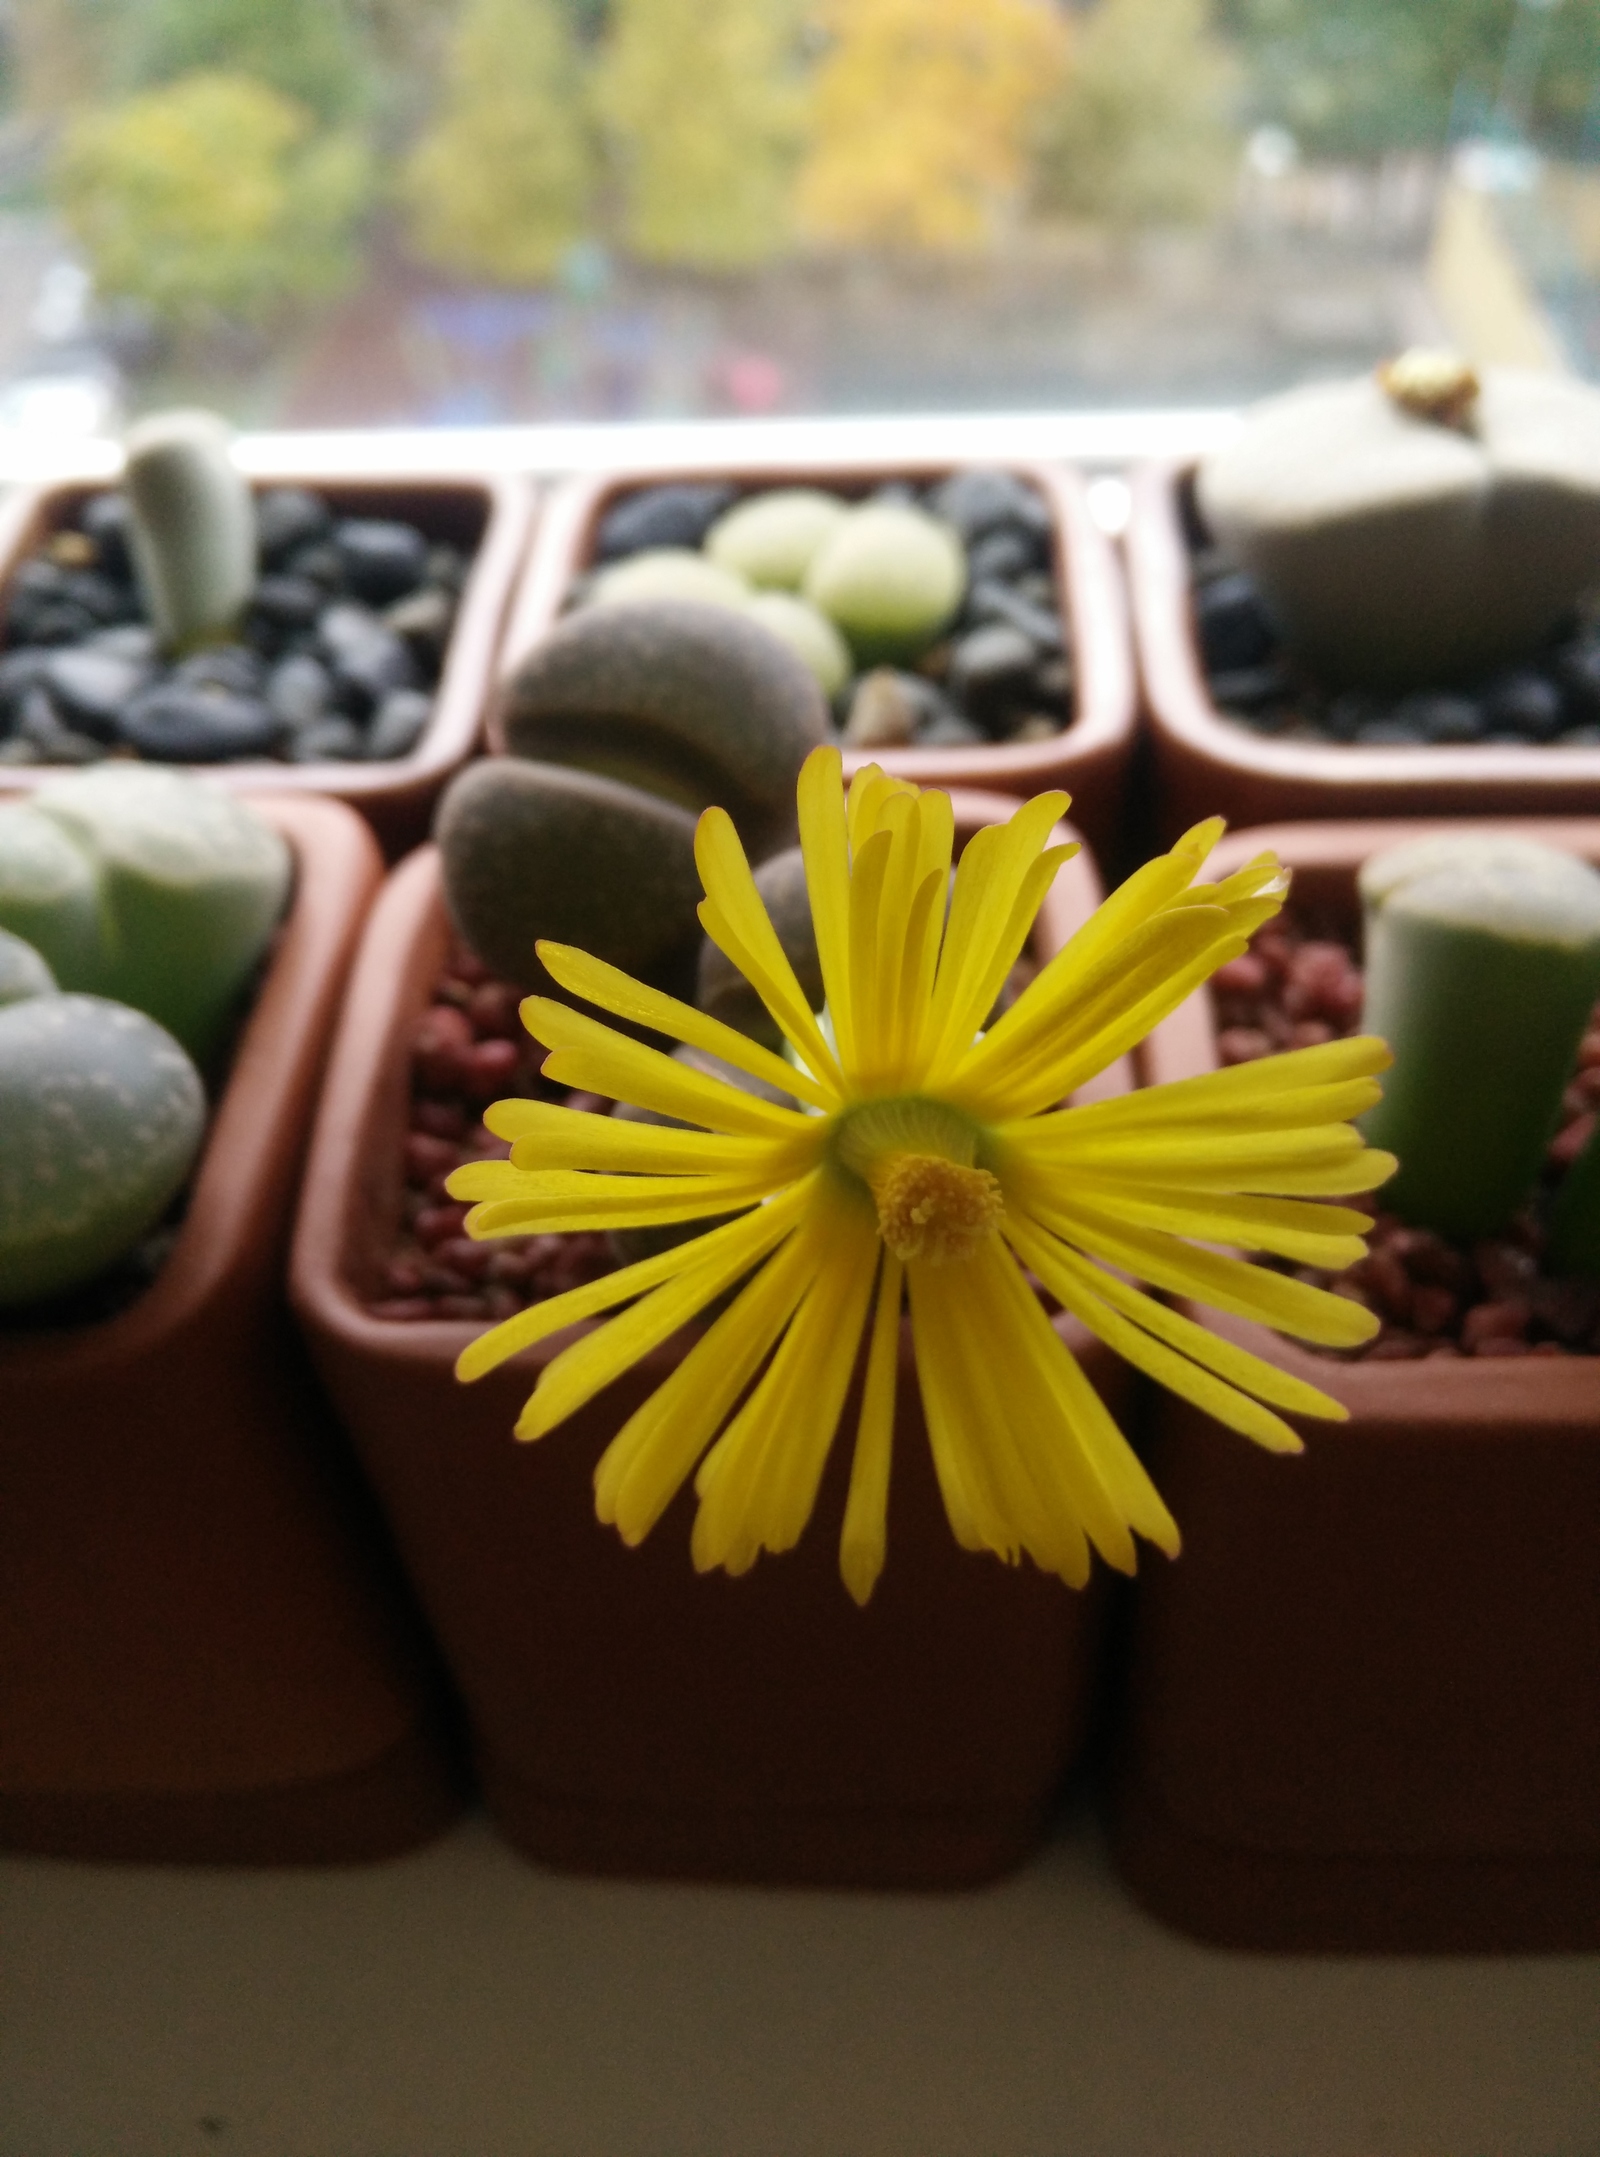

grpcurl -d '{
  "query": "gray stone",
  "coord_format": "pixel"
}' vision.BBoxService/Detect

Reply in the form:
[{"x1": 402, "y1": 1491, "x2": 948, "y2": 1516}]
[
  {"x1": 948, "y1": 623, "x2": 1038, "y2": 703},
  {"x1": 963, "y1": 577, "x2": 1064, "y2": 652},
  {"x1": 383, "y1": 584, "x2": 455, "y2": 660},
  {"x1": 119, "y1": 685, "x2": 279, "y2": 762},
  {"x1": 842, "y1": 668, "x2": 930, "y2": 747},
  {"x1": 926, "y1": 468, "x2": 1051, "y2": 544},
  {"x1": 266, "y1": 653, "x2": 333, "y2": 733},
  {"x1": 40, "y1": 647, "x2": 153, "y2": 739},
  {"x1": 17, "y1": 687, "x2": 102, "y2": 764},
  {"x1": 367, "y1": 688, "x2": 433, "y2": 761},
  {"x1": 255, "y1": 487, "x2": 332, "y2": 566},
  {"x1": 317, "y1": 603, "x2": 417, "y2": 712},
  {"x1": 595, "y1": 483, "x2": 738, "y2": 561},
  {"x1": 501, "y1": 598, "x2": 830, "y2": 861},
  {"x1": 286, "y1": 716, "x2": 366, "y2": 763},
  {"x1": 335, "y1": 518, "x2": 429, "y2": 605}
]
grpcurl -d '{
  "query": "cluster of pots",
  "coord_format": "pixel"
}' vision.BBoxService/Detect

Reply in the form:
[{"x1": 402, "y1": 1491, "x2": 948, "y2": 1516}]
[{"x1": 2, "y1": 444, "x2": 1596, "y2": 1954}]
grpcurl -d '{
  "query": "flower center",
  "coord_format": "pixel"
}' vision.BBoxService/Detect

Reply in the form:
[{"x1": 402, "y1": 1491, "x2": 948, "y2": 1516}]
[{"x1": 833, "y1": 1096, "x2": 1004, "y2": 1265}]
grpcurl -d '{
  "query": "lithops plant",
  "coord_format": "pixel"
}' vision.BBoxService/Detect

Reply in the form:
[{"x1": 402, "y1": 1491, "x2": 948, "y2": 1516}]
[
  {"x1": 1359, "y1": 833, "x2": 1600, "y2": 1240},
  {"x1": 803, "y1": 500, "x2": 965, "y2": 665},
  {"x1": 0, "y1": 926, "x2": 56, "y2": 1007},
  {"x1": 0, "y1": 765, "x2": 292, "y2": 1067},
  {"x1": 0, "y1": 991, "x2": 205, "y2": 1308},
  {"x1": 122, "y1": 408, "x2": 258, "y2": 654},
  {"x1": 704, "y1": 488, "x2": 849, "y2": 590},
  {"x1": 497, "y1": 598, "x2": 831, "y2": 861},
  {"x1": 585, "y1": 548, "x2": 750, "y2": 614},
  {"x1": 740, "y1": 591, "x2": 852, "y2": 696},
  {"x1": 437, "y1": 760, "x2": 704, "y2": 991},
  {"x1": 1197, "y1": 351, "x2": 1600, "y2": 690}
]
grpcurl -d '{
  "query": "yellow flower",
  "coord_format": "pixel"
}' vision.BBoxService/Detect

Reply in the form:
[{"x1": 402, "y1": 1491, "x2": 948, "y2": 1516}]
[{"x1": 449, "y1": 749, "x2": 1395, "y2": 1604}]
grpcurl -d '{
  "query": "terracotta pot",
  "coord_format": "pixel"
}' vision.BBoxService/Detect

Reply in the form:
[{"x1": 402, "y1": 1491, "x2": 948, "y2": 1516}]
[
  {"x1": 0, "y1": 462, "x2": 536, "y2": 858},
  {"x1": 1130, "y1": 462, "x2": 1600, "y2": 841},
  {"x1": 494, "y1": 460, "x2": 1136, "y2": 857},
  {"x1": 1108, "y1": 817, "x2": 1600, "y2": 1951},
  {"x1": 291, "y1": 791, "x2": 1132, "y2": 1888},
  {"x1": 0, "y1": 796, "x2": 463, "y2": 1864}
]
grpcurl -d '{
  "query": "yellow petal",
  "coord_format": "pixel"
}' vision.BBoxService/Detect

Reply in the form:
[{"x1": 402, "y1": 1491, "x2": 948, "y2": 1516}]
[
  {"x1": 464, "y1": 1163, "x2": 805, "y2": 1236},
  {"x1": 533, "y1": 942, "x2": 839, "y2": 1114},
  {"x1": 797, "y1": 743, "x2": 856, "y2": 1068},
  {"x1": 694, "y1": 806, "x2": 842, "y2": 1087},
  {"x1": 839, "y1": 1249, "x2": 904, "y2": 1606},
  {"x1": 523, "y1": 997, "x2": 815, "y2": 1138}
]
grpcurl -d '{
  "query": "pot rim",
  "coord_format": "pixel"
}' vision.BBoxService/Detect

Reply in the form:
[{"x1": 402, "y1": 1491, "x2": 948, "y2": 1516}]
[
  {"x1": 0, "y1": 466, "x2": 536, "y2": 813},
  {"x1": 1131, "y1": 458, "x2": 1600, "y2": 794},
  {"x1": 494, "y1": 456, "x2": 1135, "y2": 798}
]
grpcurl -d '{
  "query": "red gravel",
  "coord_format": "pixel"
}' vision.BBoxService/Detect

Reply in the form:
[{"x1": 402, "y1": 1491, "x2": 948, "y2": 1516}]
[
  {"x1": 1209, "y1": 913, "x2": 1600, "y2": 1360},
  {"x1": 367, "y1": 945, "x2": 614, "y2": 1324}
]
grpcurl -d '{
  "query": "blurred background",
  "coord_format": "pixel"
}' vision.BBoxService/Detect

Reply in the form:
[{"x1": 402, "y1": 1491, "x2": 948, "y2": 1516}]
[{"x1": 0, "y1": 0, "x2": 1597, "y2": 441}]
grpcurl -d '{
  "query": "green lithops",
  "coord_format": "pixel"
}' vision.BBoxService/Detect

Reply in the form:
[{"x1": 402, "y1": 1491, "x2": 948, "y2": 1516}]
[
  {"x1": 0, "y1": 927, "x2": 56, "y2": 1007},
  {"x1": 0, "y1": 766, "x2": 292, "y2": 1068},
  {"x1": 0, "y1": 805, "x2": 104, "y2": 988},
  {"x1": 1359, "y1": 834, "x2": 1600, "y2": 1240},
  {"x1": 585, "y1": 548, "x2": 749, "y2": 614},
  {"x1": 740, "y1": 591, "x2": 852, "y2": 697},
  {"x1": 123, "y1": 407, "x2": 258, "y2": 654},
  {"x1": 0, "y1": 992, "x2": 205, "y2": 1308},
  {"x1": 705, "y1": 489, "x2": 849, "y2": 590},
  {"x1": 803, "y1": 501, "x2": 965, "y2": 664}
]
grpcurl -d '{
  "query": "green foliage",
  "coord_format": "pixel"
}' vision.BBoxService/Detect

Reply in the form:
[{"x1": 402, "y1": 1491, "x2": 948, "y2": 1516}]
[
  {"x1": 54, "y1": 71, "x2": 373, "y2": 328},
  {"x1": 1217, "y1": 0, "x2": 1600, "y2": 161},
  {"x1": 595, "y1": 0, "x2": 805, "y2": 271},
  {"x1": 1034, "y1": 0, "x2": 1239, "y2": 226},
  {"x1": 125, "y1": 0, "x2": 375, "y2": 124},
  {"x1": 402, "y1": 0, "x2": 596, "y2": 283}
]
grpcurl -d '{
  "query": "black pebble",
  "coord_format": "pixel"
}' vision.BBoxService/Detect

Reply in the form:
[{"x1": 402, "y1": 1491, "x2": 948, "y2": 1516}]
[
  {"x1": 949, "y1": 623, "x2": 1038, "y2": 701},
  {"x1": 317, "y1": 602, "x2": 417, "y2": 712},
  {"x1": 965, "y1": 529, "x2": 1038, "y2": 585},
  {"x1": 1356, "y1": 717, "x2": 1424, "y2": 745},
  {"x1": 120, "y1": 685, "x2": 279, "y2": 761},
  {"x1": 1482, "y1": 670, "x2": 1563, "y2": 742},
  {"x1": 250, "y1": 574, "x2": 326, "y2": 632},
  {"x1": 1210, "y1": 662, "x2": 1292, "y2": 713},
  {"x1": 256, "y1": 487, "x2": 332, "y2": 566},
  {"x1": 1393, "y1": 691, "x2": 1486, "y2": 745},
  {"x1": 963, "y1": 578, "x2": 1063, "y2": 652},
  {"x1": 267, "y1": 653, "x2": 333, "y2": 732},
  {"x1": 335, "y1": 519, "x2": 429, "y2": 605},
  {"x1": 78, "y1": 492, "x2": 133, "y2": 580},
  {"x1": 39, "y1": 647, "x2": 152, "y2": 739},
  {"x1": 368, "y1": 687, "x2": 433, "y2": 760},
  {"x1": 285, "y1": 540, "x2": 346, "y2": 592},
  {"x1": 1196, "y1": 571, "x2": 1277, "y2": 672},
  {"x1": 926, "y1": 468, "x2": 1051, "y2": 545},
  {"x1": 1557, "y1": 640, "x2": 1600, "y2": 724},
  {"x1": 286, "y1": 715, "x2": 366, "y2": 763},
  {"x1": 173, "y1": 643, "x2": 265, "y2": 697},
  {"x1": 594, "y1": 483, "x2": 737, "y2": 561}
]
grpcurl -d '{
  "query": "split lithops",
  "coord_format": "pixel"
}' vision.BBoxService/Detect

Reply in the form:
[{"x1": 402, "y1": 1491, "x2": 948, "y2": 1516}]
[
  {"x1": 122, "y1": 407, "x2": 258, "y2": 655},
  {"x1": 1197, "y1": 350, "x2": 1600, "y2": 692},
  {"x1": 802, "y1": 500, "x2": 966, "y2": 666},
  {"x1": 497, "y1": 598, "x2": 831, "y2": 861},
  {"x1": 437, "y1": 759, "x2": 705, "y2": 992},
  {"x1": 704, "y1": 488, "x2": 850, "y2": 590},
  {"x1": 0, "y1": 990, "x2": 205, "y2": 1309},
  {"x1": 1359, "y1": 833, "x2": 1600, "y2": 1240},
  {"x1": 586, "y1": 549, "x2": 750, "y2": 614},
  {"x1": 0, "y1": 765, "x2": 292, "y2": 1067}
]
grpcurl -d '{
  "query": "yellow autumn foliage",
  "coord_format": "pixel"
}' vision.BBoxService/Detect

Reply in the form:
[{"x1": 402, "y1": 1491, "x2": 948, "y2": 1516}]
[
  {"x1": 596, "y1": 0, "x2": 806, "y2": 271},
  {"x1": 797, "y1": 0, "x2": 1071, "y2": 252},
  {"x1": 403, "y1": 0, "x2": 596, "y2": 284}
]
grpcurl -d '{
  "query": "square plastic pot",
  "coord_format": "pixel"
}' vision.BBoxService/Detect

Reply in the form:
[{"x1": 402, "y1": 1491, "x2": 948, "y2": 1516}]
[
  {"x1": 1130, "y1": 462, "x2": 1600, "y2": 841},
  {"x1": 0, "y1": 796, "x2": 463, "y2": 1864},
  {"x1": 1108, "y1": 817, "x2": 1600, "y2": 1951},
  {"x1": 291, "y1": 790, "x2": 1132, "y2": 1888},
  {"x1": 0, "y1": 460, "x2": 536, "y2": 858},
  {"x1": 494, "y1": 459, "x2": 1136, "y2": 857}
]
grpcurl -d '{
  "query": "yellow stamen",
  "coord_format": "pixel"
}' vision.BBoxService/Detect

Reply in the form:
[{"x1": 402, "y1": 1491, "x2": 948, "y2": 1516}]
[{"x1": 870, "y1": 1152, "x2": 1003, "y2": 1265}]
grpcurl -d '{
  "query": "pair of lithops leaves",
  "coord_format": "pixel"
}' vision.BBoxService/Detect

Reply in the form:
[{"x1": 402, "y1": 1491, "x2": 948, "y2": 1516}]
[
  {"x1": 1198, "y1": 350, "x2": 1600, "y2": 690},
  {"x1": 0, "y1": 766, "x2": 290, "y2": 1309}
]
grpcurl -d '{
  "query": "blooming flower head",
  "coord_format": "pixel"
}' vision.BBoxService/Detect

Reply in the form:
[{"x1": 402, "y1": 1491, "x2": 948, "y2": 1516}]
[{"x1": 449, "y1": 748, "x2": 1394, "y2": 1604}]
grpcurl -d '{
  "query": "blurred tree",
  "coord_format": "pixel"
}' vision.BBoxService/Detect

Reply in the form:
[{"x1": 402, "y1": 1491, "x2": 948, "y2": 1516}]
[
  {"x1": 125, "y1": 0, "x2": 375, "y2": 125},
  {"x1": 402, "y1": 0, "x2": 596, "y2": 281},
  {"x1": 797, "y1": 0, "x2": 1071, "y2": 251},
  {"x1": 2, "y1": 0, "x2": 133, "y2": 115},
  {"x1": 54, "y1": 71, "x2": 373, "y2": 326},
  {"x1": 595, "y1": 0, "x2": 804, "y2": 270},
  {"x1": 1034, "y1": 0, "x2": 1238, "y2": 226},
  {"x1": 1216, "y1": 0, "x2": 1600, "y2": 161}
]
